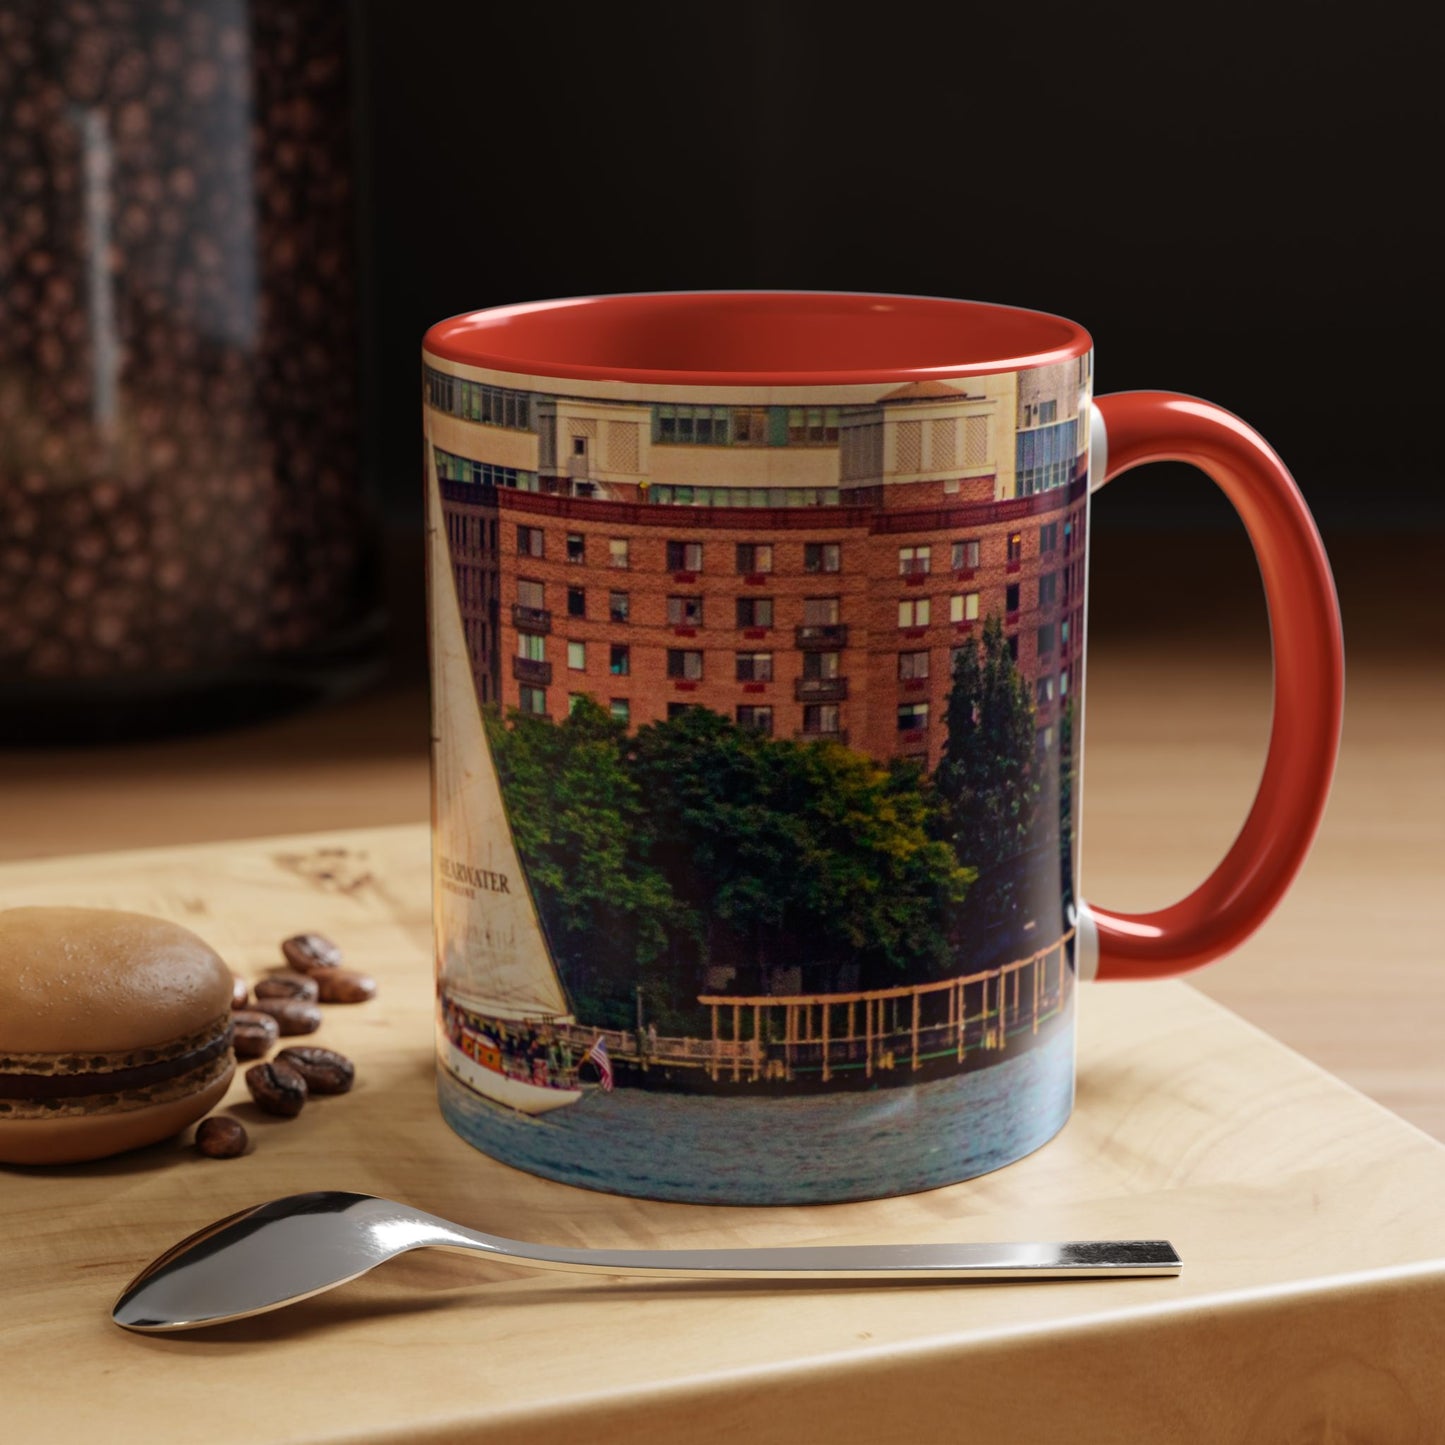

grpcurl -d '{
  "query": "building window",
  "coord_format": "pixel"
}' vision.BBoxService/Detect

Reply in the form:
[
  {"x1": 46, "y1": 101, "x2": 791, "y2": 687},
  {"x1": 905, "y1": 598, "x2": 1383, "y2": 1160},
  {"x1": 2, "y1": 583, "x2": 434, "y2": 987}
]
[
  {"x1": 736, "y1": 542, "x2": 774, "y2": 575},
  {"x1": 650, "y1": 483, "x2": 841, "y2": 508},
  {"x1": 898, "y1": 597, "x2": 931, "y2": 628},
  {"x1": 667, "y1": 649, "x2": 703, "y2": 680},
  {"x1": 610, "y1": 698, "x2": 630, "y2": 724},
  {"x1": 517, "y1": 633, "x2": 545, "y2": 662},
  {"x1": 609, "y1": 590, "x2": 630, "y2": 623},
  {"x1": 1039, "y1": 522, "x2": 1060, "y2": 554},
  {"x1": 518, "y1": 525, "x2": 544, "y2": 558},
  {"x1": 568, "y1": 693, "x2": 586, "y2": 714},
  {"x1": 608, "y1": 538, "x2": 629, "y2": 568},
  {"x1": 1007, "y1": 634, "x2": 1019, "y2": 662},
  {"x1": 425, "y1": 370, "x2": 534, "y2": 430},
  {"x1": 950, "y1": 592, "x2": 980, "y2": 624},
  {"x1": 1040, "y1": 399, "x2": 1058, "y2": 424},
  {"x1": 567, "y1": 586, "x2": 586, "y2": 619},
  {"x1": 1016, "y1": 418, "x2": 1078, "y2": 495},
  {"x1": 803, "y1": 596, "x2": 840, "y2": 625},
  {"x1": 1060, "y1": 616, "x2": 1071, "y2": 648},
  {"x1": 1039, "y1": 572, "x2": 1057, "y2": 606},
  {"x1": 1005, "y1": 583, "x2": 1020, "y2": 613},
  {"x1": 1038, "y1": 623, "x2": 1055, "y2": 655},
  {"x1": 433, "y1": 449, "x2": 538, "y2": 492},
  {"x1": 667, "y1": 540, "x2": 703, "y2": 572},
  {"x1": 736, "y1": 651, "x2": 773, "y2": 682},
  {"x1": 899, "y1": 544, "x2": 931, "y2": 576},
  {"x1": 654, "y1": 403, "x2": 733, "y2": 445},
  {"x1": 565, "y1": 533, "x2": 585, "y2": 564},
  {"x1": 1007, "y1": 531, "x2": 1023, "y2": 565},
  {"x1": 519, "y1": 686, "x2": 546, "y2": 715},
  {"x1": 609, "y1": 643, "x2": 630, "y2": 676},
  {"x1": 517, "y1": 578, "x2": 545, "y2": 610},
  {"x1": 897, "y1": 702, "x2": 929, "y2": 733},
  {"x1": 736, "y1": 597, "x2": 774, "y2": 628},
  {"x1": 1037, "y1": 676, "x2": 1055, "y2": 705},
  {"x1": 804, "y1": 542, "x2": 841, "y2": 573},
  {"x1": 1063, "y1": 517, "x2": 1075, "y2": 554},
  {"x1": 737, "y1": 705, "x2": 773, "y2": 735},
  {"x1": 667, "y1": 595, "x2": 704, "y2": 626},
  {"x1": 667, "y1": 703, "x2": 696, "y2": 719},
  {"x1": 1060, "y1": 667, "x2": 1070, "y2": 697},
  {"x1": 803, "y1": 651, "x2": 840, "y2": 680},
  {"x1": 952, "y1": 538, "x2": 980, "y2": 571},
  {"x1": 898, "y1": 650, "x2": 930, "y2": 681},
  {"x1": 567, "y1": 640, "x2": 586, "y2": 671},
  {"x1": 788, "y1": 406, "x2": 840, "y2": 444},
  {"x1": 802, "y1": 703, "x2": 841, "y2": 735},
  {"x1": 732, "y1": 408, "x2": 769, "y2": 446}
]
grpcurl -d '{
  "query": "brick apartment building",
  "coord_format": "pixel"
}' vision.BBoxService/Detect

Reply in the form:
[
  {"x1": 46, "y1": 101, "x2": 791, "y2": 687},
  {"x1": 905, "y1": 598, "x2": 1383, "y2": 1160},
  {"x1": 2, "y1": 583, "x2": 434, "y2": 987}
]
[{"x1": 427, "y1": 359, "x2": 1089, "y2": 770}]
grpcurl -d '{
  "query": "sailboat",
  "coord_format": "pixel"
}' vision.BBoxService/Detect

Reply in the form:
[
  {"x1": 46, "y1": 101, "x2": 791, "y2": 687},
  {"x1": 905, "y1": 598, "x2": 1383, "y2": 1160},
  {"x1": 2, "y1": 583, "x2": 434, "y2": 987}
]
[{"x1": 426, "y1": 446, "x2": 583, "y2": 1116}]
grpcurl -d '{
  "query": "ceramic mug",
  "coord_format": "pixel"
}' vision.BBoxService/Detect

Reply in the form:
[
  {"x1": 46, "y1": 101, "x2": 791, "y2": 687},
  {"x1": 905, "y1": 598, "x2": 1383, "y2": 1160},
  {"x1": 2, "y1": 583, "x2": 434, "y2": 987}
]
[{"x1": 422, "y1": 292, "x2": 1343, "y2": 1205}]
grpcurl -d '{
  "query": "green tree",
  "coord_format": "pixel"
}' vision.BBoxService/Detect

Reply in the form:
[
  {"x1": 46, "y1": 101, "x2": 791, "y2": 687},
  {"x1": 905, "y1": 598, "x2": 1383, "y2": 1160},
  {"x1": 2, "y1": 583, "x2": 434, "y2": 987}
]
[
  {"x1": 1057, "y1": 701, "x2": 1077, "y2": 908},
  {"x1": 936, "y1": 615, "x2": 1040, "y2": 953},
  {"x1": 485, "y1": 698, "x2": 682, "y2": 1028},
  {"x1": 771, "y1": 740, "x2": 974, "y2": 988},
  {"x1": 630, "y1": 709, "x2": 971, "y2": 994}
]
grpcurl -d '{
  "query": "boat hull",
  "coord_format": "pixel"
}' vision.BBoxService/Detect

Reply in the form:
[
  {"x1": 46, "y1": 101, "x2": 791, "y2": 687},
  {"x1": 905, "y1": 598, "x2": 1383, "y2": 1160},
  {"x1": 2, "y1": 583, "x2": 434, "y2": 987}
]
[{"x1": 441, "y1": 1038, "x2": 582, "y2": 1116}]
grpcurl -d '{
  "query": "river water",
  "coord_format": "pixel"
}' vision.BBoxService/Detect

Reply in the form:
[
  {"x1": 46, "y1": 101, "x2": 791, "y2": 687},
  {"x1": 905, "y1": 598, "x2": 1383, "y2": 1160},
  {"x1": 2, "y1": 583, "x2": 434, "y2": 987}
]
[{"x1": 437, "y1": 1013, "x2": 1076, "y2": 1204}]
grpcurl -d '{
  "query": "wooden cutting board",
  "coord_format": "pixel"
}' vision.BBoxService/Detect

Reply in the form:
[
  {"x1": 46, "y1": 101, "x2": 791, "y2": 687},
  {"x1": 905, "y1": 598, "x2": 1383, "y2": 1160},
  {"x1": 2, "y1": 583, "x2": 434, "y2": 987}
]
[{"x1": 2, "y1": 825, "x2": 1442, "y2": 1444}]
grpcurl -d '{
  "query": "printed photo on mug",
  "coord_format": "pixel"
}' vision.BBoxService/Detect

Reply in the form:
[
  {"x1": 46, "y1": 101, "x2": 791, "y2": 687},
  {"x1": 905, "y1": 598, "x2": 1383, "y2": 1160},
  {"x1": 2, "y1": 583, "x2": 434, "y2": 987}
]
[{"x1": 424, "y1": 296, "x2": 1092, "y2": 1204}]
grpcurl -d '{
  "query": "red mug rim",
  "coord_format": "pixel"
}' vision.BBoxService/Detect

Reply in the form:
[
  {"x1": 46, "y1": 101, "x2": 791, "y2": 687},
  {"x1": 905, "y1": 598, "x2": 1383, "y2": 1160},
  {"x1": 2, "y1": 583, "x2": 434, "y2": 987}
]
[{"x1": 422, "y1": 291, "x2": 1092, "y2": 387}]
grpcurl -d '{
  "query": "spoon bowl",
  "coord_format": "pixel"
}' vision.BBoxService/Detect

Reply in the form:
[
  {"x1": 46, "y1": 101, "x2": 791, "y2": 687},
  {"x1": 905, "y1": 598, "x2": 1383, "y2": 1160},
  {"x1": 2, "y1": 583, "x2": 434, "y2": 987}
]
[{"x1": 112, "y1": 1190, "x2": 1181, "y2": 1333}]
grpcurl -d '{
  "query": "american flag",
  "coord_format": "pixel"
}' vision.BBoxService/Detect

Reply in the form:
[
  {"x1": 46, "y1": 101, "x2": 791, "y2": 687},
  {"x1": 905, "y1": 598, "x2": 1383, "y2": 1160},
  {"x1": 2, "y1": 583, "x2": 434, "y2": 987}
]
[{"x1": 584, "y1": 1036, "x2": 614, "y2": 1091}]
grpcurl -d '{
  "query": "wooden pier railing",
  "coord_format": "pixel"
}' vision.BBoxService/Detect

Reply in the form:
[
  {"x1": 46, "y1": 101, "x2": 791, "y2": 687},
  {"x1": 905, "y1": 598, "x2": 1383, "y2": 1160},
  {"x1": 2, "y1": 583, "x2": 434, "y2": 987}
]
[{"x1": 556, "y1": 932, "x2": 1074, "y2": 1085}]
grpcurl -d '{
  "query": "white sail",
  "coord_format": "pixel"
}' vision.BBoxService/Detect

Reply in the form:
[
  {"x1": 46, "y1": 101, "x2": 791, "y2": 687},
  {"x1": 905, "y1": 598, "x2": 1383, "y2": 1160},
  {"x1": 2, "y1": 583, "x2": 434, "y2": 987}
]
[{"x1": 426, "y1": 446, "x2": 573, "y2": 1024}]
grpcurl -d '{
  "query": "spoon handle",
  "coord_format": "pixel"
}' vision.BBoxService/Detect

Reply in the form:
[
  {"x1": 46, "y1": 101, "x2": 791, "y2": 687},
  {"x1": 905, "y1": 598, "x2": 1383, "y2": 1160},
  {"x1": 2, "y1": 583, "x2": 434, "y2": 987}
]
[{"x1": 452, "y1": 1234, "x2": 1182, "y2": 1281}]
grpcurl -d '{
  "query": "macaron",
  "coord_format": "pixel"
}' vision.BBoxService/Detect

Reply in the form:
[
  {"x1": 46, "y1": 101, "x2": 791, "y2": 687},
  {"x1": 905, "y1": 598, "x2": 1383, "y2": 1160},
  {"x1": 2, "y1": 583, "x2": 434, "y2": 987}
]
[{"x1": 0, "y1": 907, "x2": 236, "y2": 1165}]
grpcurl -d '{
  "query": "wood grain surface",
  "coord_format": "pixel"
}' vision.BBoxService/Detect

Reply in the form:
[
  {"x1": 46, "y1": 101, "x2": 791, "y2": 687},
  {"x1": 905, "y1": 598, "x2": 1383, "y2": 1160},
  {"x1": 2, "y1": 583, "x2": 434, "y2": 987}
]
[{"x1": 1, "y1": 827, "x2": 1443, "y2": 1444}]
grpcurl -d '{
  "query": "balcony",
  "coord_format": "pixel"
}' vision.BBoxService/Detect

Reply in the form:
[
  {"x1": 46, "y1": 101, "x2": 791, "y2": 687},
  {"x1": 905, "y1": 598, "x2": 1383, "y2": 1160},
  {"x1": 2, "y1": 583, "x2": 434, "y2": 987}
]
[
  {"x1": 794, "y1": 677, "x2": 848, "y2": 703},
  {"x1": 795, "y1": 623, "x2": 849, "y2": 649},
  {"x1": 795, "y1": 727, "x2": 848, "y2": 745},
  {"x1": 512, "y1": 656, "x2": 552, "y2": 685},
  {"x1": 512, "y1": 604, "x2": 552, "y2": 634}
]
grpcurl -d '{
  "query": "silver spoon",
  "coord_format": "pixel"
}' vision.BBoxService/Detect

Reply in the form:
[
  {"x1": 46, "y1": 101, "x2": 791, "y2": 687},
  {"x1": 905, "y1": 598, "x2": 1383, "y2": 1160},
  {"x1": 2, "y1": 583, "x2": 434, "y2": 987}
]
[{"x1": 112, "y1": 1190, "x2": 1181, "y2": 1332}]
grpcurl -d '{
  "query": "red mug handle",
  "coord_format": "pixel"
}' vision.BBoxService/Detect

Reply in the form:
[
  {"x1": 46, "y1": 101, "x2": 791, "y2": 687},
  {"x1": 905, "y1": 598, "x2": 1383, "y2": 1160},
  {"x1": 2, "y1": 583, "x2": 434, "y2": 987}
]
[{"x1": 1083, "y1": 392, "x2": 1344, "y2": 980}]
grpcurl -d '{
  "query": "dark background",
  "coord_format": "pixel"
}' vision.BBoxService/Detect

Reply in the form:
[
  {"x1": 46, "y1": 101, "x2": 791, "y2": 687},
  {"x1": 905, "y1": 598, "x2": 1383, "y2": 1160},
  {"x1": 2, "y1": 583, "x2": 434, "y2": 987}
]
[{"x1": 350, "y1": 0, "x2": 1439, "y2": 539}]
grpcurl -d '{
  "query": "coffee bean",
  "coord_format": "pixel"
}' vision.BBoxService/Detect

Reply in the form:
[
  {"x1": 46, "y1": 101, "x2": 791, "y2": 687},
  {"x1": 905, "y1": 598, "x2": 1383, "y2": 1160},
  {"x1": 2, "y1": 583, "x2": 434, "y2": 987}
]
[
  {"x1": 196, "y1": 1115, "x2": 248, "y2": 1158},
  {"x1": 249, "y1": 996, "x2": 322, "y2": 1036},
  {"x1": 230, "y1": 973, "x2": 250, "y2": 1010},
  {"x1": 254, "y1": 970, "x2": 320, "y2": 1003},
  {"x1": 276, "y1": 1046, "x2": 354, "y2": 1095},
  {"x1": 245, "y1": 1060, "x2": 308, "y2": 1117},
  {"x1": 281, "y1": 933, "x2": 342, "y2": 974},
  {"x1": 315, "y1": 967, "x2": 376, "y2": 1004},
  {"x1": 231, "y1": 1009, "x2": 280, "y2": 1059}
]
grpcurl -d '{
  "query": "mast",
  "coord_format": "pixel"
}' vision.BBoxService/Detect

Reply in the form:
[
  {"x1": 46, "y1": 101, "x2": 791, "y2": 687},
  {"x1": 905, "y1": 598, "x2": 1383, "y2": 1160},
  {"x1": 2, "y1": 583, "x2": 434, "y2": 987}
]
[{"x1": 426, "y1": 444, "x2": 573, "y2": 1024}]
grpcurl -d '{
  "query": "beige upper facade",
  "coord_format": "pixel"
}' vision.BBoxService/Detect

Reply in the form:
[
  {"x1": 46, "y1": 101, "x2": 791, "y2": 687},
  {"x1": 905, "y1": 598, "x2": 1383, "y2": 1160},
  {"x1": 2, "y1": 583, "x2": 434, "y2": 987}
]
[{"x1": 422, "y1": 357, "x2": 1087, "y2": 503}]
